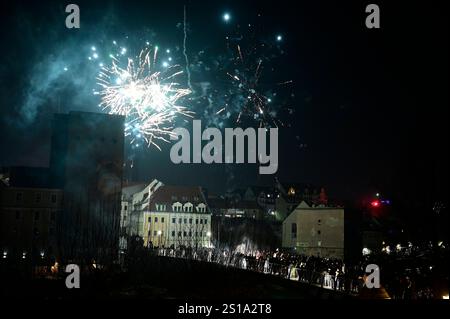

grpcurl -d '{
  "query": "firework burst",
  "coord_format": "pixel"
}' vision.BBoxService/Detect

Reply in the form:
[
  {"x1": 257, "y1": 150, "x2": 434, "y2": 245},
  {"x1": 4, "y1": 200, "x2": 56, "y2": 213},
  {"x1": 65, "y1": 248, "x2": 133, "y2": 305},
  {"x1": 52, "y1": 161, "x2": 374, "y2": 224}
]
[{"x1": 97, "y1": 48, "x2": 192, "y2": 149}]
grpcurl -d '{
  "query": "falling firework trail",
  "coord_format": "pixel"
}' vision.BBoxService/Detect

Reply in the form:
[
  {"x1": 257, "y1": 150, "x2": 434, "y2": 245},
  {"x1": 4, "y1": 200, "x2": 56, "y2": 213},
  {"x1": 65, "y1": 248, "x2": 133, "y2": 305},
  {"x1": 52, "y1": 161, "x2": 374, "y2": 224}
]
[{"x1": 183, "y1": 5, "x2": 193, "y2": 91}]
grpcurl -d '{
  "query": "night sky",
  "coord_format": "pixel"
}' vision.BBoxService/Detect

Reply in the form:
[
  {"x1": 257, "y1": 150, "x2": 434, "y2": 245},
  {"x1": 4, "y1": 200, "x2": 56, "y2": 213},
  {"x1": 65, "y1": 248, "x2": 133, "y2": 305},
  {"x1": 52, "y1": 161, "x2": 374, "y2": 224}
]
[{"x1": 0, "y1": 0, "x2": 448, "y2": 206}]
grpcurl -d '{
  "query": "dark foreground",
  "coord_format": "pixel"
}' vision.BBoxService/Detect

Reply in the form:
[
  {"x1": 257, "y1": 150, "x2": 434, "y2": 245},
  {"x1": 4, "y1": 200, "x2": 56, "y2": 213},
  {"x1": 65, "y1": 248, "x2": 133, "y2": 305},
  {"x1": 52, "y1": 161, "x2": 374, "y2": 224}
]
[{"x1": 2, "y1": 256, "x2": 351, "y2": 299}]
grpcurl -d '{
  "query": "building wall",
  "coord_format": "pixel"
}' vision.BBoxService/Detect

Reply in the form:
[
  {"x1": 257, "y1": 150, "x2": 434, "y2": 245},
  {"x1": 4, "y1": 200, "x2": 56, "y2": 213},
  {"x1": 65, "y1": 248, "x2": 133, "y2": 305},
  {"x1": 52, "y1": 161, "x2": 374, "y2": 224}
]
[
  {"x1": 142, "y1": 211, "x2": 211, "y2": 249},
  {"x1": 282, "y1": 204, "x2": 344, "y2": 259},
  {"x1": 0, "y1": 187, "x2": 63, "y2": 260},
  {"x1": 50, "y1": 112, "x2": 124, "y2": 264}
]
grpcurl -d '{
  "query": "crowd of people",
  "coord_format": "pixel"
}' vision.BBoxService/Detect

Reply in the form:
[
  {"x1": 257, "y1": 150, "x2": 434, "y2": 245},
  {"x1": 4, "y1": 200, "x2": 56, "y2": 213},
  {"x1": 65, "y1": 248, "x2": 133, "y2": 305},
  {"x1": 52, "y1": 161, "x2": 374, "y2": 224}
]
[
  {"x1": 148, "y1": 241, "x2": 448, "y2": 299},
  {"x1": 150, "y1": 247, "x2": 365, "y2": 295}
]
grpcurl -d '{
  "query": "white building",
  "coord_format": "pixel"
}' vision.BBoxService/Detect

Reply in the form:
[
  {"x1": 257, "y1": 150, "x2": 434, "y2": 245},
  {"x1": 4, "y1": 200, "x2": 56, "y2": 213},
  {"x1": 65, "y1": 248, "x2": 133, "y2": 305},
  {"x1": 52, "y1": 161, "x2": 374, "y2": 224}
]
[
  {"x1": 127, "y1": 184, "x2": 212, "y2": 249},
  {"x1": 120, "y1": 179, "x2": 163, "y2": 251},
  {"x1": 282, "y1": 201, "x2": 344, "y2": 259}
]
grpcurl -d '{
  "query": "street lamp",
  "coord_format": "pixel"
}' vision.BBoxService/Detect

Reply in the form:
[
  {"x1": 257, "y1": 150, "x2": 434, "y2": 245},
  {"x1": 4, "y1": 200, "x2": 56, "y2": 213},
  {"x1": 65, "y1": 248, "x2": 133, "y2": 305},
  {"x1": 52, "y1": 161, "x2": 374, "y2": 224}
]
[{"x1": 157, "y1": 230, "x2": 162, "y2": 247}]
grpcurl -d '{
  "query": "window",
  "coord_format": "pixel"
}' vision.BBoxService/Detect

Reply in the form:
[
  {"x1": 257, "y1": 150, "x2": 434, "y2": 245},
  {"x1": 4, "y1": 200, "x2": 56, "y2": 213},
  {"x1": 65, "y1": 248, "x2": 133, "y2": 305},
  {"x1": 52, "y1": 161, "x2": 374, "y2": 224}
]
[
  {"x1": 155, "y1": 217, "x2": 158, "y2": 223},
  {"x1": 184, "y1": 218, "x2": 187, "y2": 224},
  {"x1": 188, "y1": 231, "x2": 192, "y2": 237},
  {"x1": 183, "y1": 231, "x2": 187, "y2": 236},
  {"x1": 148, "y1": 217, "x2": 151, "y2": 223},
  {"x1": 291, "y1": 223, "x2": 297, "y2": 239},
  {"x1": 195, "y1": 219, "x2": 198, "y2": 224},
  {"x1": 50, "y1": 211, "x2": 56, "y2": 222},
  {"x1": 161, "y1": 217, "x2": 165, "y2": 223},
  {"x1": 178, "y1": 218, "x2": 182, "y2": 224},
  {"x1": 178, "y1": 231, "x2": 182, "y2": 237},
  {"x1": 195, "y1": 232, "x2": 198, "y2": 237},
  {"x1": 15, "y1": 211, "x2": 21, "y2": 220},
  {"x1": 189, "y1": 218, "x2": 192, "y2": 224},
  {"x1": 317, "y1": 230, "x2": 321, "y2": 235},
  {"x1": 204, "y1": 219, "x2": 207, "y2": 225},
  {"x1": 172, "y1": 218, "x2": 176, "y2": 223},
  {"x1": 153, "y1": 231, "x2": 157, "y2": 236},
  {"x1": 51, "y1": 194, "x2": 57, "y2": 204},
  {"x1": 200, "y1": 219, "x2": 203, "y2": 224},
  {"x1": 35, "y1": 193, "x2": 41, "y2": 203},
  {"x1": 171, "y1": 231, "x2": 175, "y2": 237},
  {"x1": 16, "y1": 192, "x2": 23, "y2": 202},
  {"x1": 49, "y1": 228, "x2": 54, "y2": 236},
  {"x1": 123, "y1": 215, "x2": 127, "y2": 221},
  {"x1": 318, "y1": 219, "x2": 321, "y2": 224},
  {"x1": 34, "y1": 211, "x2": 40, "y2": 221}
]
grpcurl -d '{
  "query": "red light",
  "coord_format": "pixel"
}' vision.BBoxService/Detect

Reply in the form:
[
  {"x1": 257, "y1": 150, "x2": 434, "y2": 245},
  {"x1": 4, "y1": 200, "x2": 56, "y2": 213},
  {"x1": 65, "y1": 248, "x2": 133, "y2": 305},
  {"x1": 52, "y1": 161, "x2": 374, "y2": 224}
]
[{"x1": 371, "y1": 200, "x2": 380, "y2": 207}]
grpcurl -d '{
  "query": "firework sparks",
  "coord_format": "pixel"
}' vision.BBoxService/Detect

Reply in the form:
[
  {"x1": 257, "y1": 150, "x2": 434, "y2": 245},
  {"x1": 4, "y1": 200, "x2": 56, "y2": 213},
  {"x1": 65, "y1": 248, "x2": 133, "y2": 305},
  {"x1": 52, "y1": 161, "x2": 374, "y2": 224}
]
[{"x1": 97, "y1": 47, "x2": 192, "y2": 149}]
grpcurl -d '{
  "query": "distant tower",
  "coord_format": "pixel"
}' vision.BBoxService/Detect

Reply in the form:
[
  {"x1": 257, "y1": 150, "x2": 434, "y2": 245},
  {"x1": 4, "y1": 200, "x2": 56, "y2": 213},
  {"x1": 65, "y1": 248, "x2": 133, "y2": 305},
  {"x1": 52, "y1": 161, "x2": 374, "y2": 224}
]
[
  {"x1": 49, "y1": 111, "x2": 125, "y2": 265},
  {"x1": 319, "y1": 187, "x2": 328, "y2": 206}
]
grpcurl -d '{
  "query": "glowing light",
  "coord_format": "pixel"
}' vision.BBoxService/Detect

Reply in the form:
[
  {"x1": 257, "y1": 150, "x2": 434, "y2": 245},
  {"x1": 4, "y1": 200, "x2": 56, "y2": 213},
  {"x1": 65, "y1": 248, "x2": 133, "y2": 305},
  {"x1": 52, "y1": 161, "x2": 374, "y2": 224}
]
[
  {"x1": 93, "y1": 53, "x2": 99, "y2": 59},
  {"x1": 443, "y1": 295, "x2": 449, "y2": 300},
  {"x1": 223, "y1": 13, "x2": 231, "y2": 22},
  {"x1": 371, "y1": 200, "x2": 380, "y2": 207},
  {"x1": 166, "y1": 49, "x2": 170, "y2": 53},
  {"x1": 113, "y1": 41, "x2": 117, "y2": 45},
  {"x1": 206, "y1": 231, "x2": 212, "y2": 237},
  {"x1": 162, "y1": 61, "x2": 169, "y2": 67},
  {"x1": 157, "y1": 230, "x2": 162, "y2": 236},
  {"x1": 276, "y1": 34, "x2": 283, "y2": 41},
  {"x1": 64, "y1": 67, "x2": 68, "y2": 71},
  {"x1": 91, "y1": 46, "x2": 96, "y2": 51}
]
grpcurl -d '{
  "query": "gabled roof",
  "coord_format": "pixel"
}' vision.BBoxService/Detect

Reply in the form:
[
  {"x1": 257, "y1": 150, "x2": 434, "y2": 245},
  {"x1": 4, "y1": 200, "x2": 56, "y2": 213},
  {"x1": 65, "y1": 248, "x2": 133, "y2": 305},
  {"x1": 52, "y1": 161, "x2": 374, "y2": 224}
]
[{"x1": 148, "y1": 185, "x2": 207, "y2": 211}]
